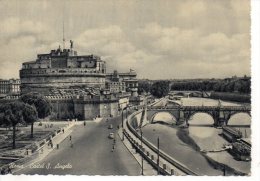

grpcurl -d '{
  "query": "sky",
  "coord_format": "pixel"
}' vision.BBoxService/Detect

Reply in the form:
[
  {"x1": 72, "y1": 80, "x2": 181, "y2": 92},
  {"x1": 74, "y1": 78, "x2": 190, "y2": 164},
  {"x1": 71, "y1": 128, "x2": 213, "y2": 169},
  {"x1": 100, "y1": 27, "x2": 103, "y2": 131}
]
[{"x1": 0, "y1": 0, "x2": 251, "y2": 79}]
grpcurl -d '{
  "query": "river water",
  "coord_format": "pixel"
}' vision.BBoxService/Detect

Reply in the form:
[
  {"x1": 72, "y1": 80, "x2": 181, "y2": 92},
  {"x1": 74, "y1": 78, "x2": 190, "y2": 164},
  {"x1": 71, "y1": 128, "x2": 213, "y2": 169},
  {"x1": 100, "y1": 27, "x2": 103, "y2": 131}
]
[{"x1": 142, "y1": 97, "x2": 251, "y2": 175}]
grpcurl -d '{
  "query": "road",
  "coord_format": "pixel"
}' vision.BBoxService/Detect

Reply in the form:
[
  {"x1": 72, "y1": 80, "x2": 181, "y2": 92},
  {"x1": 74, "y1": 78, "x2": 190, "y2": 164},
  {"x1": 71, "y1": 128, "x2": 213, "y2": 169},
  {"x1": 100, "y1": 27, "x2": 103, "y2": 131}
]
[{"x1": 16, "y1": 115, "x2": 141, "y2": 175}]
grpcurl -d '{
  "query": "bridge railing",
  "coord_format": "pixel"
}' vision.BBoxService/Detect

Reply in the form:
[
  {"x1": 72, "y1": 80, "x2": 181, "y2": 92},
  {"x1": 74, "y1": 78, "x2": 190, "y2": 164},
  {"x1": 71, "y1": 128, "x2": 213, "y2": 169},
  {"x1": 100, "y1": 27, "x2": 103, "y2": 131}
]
[
  {"x1": 147, "y1": 105, "x2": 251, "y2": 111},
  {"x1": 123, "y1": 130, "x2": 171, "y2": 175}
]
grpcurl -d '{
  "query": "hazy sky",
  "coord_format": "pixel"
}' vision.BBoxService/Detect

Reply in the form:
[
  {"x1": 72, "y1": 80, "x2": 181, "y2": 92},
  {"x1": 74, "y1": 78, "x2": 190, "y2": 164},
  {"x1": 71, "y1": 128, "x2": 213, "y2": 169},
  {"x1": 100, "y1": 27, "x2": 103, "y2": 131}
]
[{"x1": 0, "y1": 0, "x2": 250, "y2": 79}]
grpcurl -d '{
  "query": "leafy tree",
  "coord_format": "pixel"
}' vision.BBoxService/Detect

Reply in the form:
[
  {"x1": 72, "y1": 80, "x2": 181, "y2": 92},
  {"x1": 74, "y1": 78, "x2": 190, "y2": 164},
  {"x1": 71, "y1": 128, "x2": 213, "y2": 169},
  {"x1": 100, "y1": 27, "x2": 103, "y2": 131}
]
[
  {"x1": 23, "y1": 104, "x2": 38, "y2": 138},
  {"x1": 20, "y1": 92, "x2": 52, "y2": 137},
  {"x1": 234, "y1": 81, "x2": 242, "y2": 92},
  {"x1": 170, "y1": 77, "x2": 250, "y2": 94},
  {"x1": 0, "y1": 101, "x2": 38, "y2": 148},
  {"x1": 150, "y1": 81, "x2": 170, "y2": 98},
  {"x1": 1, "y1": 102, "x2": 25, "y2": 149},
  {"x1": 20, "y1": 92, "x2": 52, "y2": 119},
  {"x1": 138, "y1": 81, "x2": 151, "y2": 94}
]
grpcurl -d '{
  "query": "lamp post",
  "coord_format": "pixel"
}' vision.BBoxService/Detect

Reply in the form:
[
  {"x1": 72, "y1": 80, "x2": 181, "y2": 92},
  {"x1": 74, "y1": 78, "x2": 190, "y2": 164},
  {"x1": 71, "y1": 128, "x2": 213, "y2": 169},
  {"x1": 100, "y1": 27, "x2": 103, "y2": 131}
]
[
  {"x1": 126, "y1": 106, "x2": 128, "y2": 118},
  {"x1": 157, "y1": 137, "x2": 160, "y2": 175},
  {"x1": 121, "y1": 108, "x2": 124, "y2": 129},
  {"x1": 141, "y1": 129, "x2": 144, "y2": 175},
  {"x1": 122, "y1": 107, "x2": 128, "y2": 128},
  {"x1": 121, "y1": 106, "x2": 128, "y2": 141}
]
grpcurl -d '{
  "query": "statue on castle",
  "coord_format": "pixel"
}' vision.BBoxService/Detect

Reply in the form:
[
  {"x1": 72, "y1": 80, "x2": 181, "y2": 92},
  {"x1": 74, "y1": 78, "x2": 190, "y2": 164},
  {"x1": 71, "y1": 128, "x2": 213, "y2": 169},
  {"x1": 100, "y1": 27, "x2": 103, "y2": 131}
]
[{"x1": 70, "y1": 40, "x2": 74, "y2": 49}]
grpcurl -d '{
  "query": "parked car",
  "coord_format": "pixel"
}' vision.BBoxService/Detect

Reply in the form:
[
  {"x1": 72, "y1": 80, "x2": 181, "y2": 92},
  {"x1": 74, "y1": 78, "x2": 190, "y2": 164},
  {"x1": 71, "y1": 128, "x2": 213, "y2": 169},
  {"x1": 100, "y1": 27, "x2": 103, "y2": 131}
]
[{"x1": 108, "y1": 133, "x2": 114, "y2": 139}]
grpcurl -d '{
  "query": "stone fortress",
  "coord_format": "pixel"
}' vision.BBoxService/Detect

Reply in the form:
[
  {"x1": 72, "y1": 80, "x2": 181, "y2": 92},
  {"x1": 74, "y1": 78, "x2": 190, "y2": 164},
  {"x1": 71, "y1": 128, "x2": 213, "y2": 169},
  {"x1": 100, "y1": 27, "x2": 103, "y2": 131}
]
[
  {"x1": 16, "y1": 40, "x2": 143, "y2": 120},
  {"x1": 20, "y1": 41, "x2": 106, "y2": 94}
]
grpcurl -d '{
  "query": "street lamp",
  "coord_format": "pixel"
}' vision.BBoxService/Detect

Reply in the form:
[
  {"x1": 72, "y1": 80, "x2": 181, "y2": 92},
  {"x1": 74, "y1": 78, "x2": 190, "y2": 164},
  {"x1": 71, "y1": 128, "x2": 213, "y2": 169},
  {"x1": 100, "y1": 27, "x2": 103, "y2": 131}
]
[
  {"x1": 121, "y1": 106, "x2": 128, "y2": 128},
  {"x1": 121, "y1": 106, "x2": 128, "y2": 141},
  {"x1": 157, "y1": 137, "x2": 160, "y2": 175},
  {"x1": 121, "y1": 108, "x2": 124, "y2": 129},
  {"x1": 141, "y1": 129, "x2": 144, "y2": 175}
]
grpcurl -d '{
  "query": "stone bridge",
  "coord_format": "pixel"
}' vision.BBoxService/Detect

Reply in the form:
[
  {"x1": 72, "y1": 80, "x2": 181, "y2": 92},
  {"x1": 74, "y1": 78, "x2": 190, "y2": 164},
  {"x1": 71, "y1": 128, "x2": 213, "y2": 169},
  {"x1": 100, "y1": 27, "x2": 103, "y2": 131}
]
[
  {"x1": 146, "y1": 105, "x2": 251, "y2": 127},
  {"x1": 169, "y1": 91, "x2": 210, "y2": 98}
]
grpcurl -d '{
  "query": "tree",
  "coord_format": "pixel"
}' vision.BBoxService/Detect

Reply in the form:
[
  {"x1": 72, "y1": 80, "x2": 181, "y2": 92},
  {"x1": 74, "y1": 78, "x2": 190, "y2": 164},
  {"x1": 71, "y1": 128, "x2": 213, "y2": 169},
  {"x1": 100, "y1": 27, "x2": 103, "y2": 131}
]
[
  {"x1": 23, "y1": 104, "x2": 38, "y2": 138},
  {"x1": 20, "y1": 92, "x2": 52, "y2": 138},
  {"x1": 0, "y1": 101, "x2": 38, "y2": 148},
  {"x1": 138, "y1": 81, "x2": 151, "y2": 94},
  {"x1": 20, "y1": 92, "x2": 52, "y2": 119},
  {"x1": 1, "y1": 102, "x2": 25, "y2": 149},
  {"x1": 150, "y1": 81, "x2": 170, "y2": 98}
]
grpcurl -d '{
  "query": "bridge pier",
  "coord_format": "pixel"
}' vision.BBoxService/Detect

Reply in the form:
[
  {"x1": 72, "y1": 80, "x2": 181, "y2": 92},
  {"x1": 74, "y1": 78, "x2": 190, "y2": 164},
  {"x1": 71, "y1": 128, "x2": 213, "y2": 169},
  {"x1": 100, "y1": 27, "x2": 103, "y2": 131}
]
[
  {"x1": 216, "y1": 119, "x2": 226, "y2": 127},
  {"x1": 213, "y1": 110, "x2": 229, "y2": 127},
  {"x1": 176, "y1": 110, "x2": 186, "y2": 126}
]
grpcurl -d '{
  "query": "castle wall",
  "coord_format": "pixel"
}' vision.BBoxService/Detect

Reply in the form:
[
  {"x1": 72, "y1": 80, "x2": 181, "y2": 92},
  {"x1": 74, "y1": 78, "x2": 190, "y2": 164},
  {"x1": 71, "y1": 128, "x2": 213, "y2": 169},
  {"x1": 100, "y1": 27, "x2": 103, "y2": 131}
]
[
  {"x1": 50, "y1": 100, "x2": 75, "y2": 120},
  {"x1": 100, "y1": 102, "x2": 119, "y2": 118},
  {"x1": 20, "y1": 71, "x2": 106, "y2": 94},
  {"x1": 51, "y1": 57, "x2": 67, "y2": 68},
  {"x1": 83, "y1": 103, "x2": 100, "y2": 119}
]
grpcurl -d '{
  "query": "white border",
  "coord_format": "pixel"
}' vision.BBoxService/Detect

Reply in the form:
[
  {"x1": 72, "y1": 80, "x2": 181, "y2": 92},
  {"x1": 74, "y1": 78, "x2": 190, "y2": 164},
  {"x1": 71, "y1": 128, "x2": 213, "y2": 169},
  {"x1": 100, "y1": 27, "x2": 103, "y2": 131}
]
[{"x1": 1, "y1": 0, "x2": 260, "y2": 181}]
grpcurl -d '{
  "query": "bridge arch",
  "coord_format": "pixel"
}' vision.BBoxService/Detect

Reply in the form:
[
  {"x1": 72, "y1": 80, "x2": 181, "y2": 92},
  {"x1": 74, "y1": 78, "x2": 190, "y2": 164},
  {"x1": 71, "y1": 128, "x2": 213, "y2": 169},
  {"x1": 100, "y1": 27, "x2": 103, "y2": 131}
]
[
  {"x1": 150, "y1": 111, "x2": 177, "y2": 125},
  {"x1": 226, "y1": 112, "x2": 251, "y2": 126},
  {"x1": 186, "y1": 111, "x2": 215, "y2": 126}
]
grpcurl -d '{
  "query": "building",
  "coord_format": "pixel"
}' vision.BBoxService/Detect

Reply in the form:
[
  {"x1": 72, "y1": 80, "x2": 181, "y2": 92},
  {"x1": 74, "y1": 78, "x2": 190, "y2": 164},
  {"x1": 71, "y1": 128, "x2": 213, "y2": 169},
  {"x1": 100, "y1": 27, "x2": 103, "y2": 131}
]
[
  {"x1": 106, "y1": 69, "x2": 138, "y2": 96},
  {"x1": 105, "y1": 70, "x2": 126, "y2": 93},
  {"x1": 105, "y1": 81, "x2": 126, "y2": 93},
  {"x1": 14, "y1": 41, "x2": 144, "y2": 120},
  {"x1": 49, "y1": 91, "x2": 129, "y2": 120},
  {"x1": 0, "y1": 79, "x2": 20, "y2": 95},
  {"x1": 20, "y1": 41, "x2": 106, "y2": 94}
]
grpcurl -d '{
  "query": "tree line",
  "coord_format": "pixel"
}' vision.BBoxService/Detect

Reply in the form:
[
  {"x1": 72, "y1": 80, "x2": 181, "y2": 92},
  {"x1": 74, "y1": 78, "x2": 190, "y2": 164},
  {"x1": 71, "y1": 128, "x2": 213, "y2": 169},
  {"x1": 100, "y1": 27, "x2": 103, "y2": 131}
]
[
  {"x1": 138, "y1": 77, "x2": 250, "y2": 99},
  {"x1": 0, "y1": 93, "x2": 51, "y2": 149},
  {"x1": 171, "y1": 78, "x2": 250, "y2": 94},
  {"x1": 138, "y1": 81, "x2": 170, "y2": 98}
]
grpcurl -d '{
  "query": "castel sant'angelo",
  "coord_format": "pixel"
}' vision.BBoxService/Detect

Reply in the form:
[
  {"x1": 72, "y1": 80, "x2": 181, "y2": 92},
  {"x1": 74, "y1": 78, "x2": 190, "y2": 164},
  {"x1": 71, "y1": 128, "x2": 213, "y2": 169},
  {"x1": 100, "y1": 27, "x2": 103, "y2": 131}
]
[
  {"x1": 17, "y1": 40, "x2": 143, "y2": 120},
  {"x1": 20, "y1": 41, "x2": 132, "y2": 94}
]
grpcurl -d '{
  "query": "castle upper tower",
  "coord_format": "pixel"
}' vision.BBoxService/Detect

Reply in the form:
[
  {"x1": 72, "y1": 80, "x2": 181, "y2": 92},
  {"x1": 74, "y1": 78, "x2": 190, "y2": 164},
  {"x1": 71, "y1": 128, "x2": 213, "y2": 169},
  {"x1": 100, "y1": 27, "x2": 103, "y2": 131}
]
[{"x1": 20, "y1": 42, "x2": 106, "y2": 94}]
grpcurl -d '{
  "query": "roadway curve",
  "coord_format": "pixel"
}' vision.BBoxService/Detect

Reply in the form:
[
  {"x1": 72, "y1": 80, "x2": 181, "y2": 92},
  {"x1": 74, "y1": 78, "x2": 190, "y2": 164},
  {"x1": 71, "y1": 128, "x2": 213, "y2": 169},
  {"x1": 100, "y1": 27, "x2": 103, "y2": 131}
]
[{"x1": 16, "y1": 116, "x2": 140, "y2": 175}]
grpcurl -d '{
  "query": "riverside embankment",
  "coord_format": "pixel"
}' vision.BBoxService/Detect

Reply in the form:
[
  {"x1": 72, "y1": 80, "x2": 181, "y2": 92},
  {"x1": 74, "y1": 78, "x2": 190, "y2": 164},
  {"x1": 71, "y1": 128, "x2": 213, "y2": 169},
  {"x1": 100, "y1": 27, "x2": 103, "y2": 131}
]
[{"x1": 141, "y1": 97, "x2": 251, "y2": 175}]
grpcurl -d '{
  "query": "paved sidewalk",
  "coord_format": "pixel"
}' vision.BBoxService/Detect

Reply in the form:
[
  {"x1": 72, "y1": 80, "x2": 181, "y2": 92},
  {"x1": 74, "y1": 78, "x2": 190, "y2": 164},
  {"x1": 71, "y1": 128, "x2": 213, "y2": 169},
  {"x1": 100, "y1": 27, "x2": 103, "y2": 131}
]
[{"x1": 12, "y1": 121, "x2": 76, "y2": 174}]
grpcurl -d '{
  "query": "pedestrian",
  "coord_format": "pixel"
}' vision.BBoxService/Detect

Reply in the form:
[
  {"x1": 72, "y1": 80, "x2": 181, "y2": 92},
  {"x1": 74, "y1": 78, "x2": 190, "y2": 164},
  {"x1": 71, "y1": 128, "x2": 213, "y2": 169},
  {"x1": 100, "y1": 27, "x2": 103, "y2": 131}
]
[
  {"x1": 1, "y1": 168, "x2": 5, "y2": 175},
  {"x1": 7, "y1": 166, "x2": 11, "y2": 174},
  {"x1": 62, "y1": 129, "x2": 64, "y2": 133},
  {"x1": 69, "y1": 135, "x2": 72, "y2": 141},
  {"x1": 84, "y1": 121, "x2": 86, "y2": 126},
  {"x1": 50, "y1": 140, "x2": 53, "y2": 148}
]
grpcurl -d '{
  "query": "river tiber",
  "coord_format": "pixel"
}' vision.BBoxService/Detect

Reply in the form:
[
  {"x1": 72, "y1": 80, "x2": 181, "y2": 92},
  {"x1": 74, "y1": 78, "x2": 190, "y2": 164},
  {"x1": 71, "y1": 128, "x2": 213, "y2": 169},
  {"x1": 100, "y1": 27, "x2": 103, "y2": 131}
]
[{"x1": 0, "y1": 0, "x2": 252, "y2": 177}]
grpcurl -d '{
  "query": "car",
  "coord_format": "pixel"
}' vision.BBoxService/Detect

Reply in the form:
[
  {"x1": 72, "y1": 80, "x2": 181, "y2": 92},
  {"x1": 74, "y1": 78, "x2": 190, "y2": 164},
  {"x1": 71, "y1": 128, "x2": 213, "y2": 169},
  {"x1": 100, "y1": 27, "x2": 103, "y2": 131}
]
[
  {"x1": 108, "y1": 133, "x2": 114, "y2": 139},
  {"x1": 108, "y1": 124, "x2": 113, "y2": 129}
]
